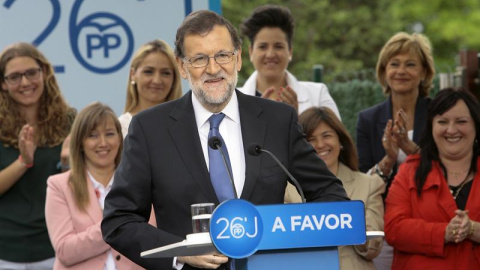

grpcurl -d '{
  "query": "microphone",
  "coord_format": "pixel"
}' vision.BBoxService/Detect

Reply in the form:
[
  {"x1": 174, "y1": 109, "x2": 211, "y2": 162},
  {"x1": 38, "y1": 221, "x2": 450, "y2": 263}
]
[
  {"x1": 247, "y1": 144, "x2": 306, "y2": 203},
  {"x1": 208, "y1": 136, "x2": 238, "y2": 199}
]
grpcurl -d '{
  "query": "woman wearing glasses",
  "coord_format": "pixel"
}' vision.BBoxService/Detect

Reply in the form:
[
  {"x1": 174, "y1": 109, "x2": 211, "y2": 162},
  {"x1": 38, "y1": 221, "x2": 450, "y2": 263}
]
[
  {"x1": 119, "y1": 39, "x2": 182, "y2": 138},
  {"x1": 0, "y1": 42, "x2": 75, "y2": 269},
  {"x1": 239, "y1": 5, "x2": 340, "y2": 116}
]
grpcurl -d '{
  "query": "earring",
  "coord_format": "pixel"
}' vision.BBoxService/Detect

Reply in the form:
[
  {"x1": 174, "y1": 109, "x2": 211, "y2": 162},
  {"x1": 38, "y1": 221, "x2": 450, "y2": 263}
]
[
  {"x1": 131, "y1": 80, "x2": 136, "y2": 85},
  {"x1": 340, "y1": 145, "x2": 344, "y2": 150}
]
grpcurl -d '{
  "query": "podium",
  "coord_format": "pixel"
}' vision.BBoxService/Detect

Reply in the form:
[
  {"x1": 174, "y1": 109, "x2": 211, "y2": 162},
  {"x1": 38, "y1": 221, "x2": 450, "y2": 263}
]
[{"x1": 141, "y1": 200, "x2": 384, "y2": 270}]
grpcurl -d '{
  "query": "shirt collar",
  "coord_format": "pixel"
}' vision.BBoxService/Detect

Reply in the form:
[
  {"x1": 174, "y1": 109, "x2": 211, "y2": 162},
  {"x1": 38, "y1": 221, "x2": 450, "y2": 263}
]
[
  {"x1": 87, "y1": 170, "x2": 113, "y2": 190},
  {"x1": 192, "y1": 89, "x2": 240, "y2": 128}
]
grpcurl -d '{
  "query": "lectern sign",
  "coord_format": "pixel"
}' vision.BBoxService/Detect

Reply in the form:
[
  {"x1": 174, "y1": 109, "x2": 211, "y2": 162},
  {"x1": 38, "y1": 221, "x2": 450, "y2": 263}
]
[
  {"x1": 257, "y1": 200, "x2": 366, "y2": 250},
  {"x1": 210, "y1": 200, "x2": 366, "y2": 259}
]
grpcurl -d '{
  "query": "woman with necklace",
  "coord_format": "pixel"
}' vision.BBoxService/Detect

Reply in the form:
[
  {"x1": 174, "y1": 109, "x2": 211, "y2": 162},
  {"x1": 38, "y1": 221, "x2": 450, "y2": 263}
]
[{"x1": 384, "y1": 88, "x2": 480, "y2": 270}]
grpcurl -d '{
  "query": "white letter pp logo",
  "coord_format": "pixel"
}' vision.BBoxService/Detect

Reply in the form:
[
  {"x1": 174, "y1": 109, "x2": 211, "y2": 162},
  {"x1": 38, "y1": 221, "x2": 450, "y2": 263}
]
[{"x1": 210, "y1": 199, "x2": 263, "y2": 258}]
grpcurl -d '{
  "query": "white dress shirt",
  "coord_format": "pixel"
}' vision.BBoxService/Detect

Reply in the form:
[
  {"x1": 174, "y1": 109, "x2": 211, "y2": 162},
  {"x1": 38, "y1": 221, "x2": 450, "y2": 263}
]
[
  {"x1": 173, "y1": 91, "x2": 247, "y2": 269},
  {"x1": 191, "y1": 90, "x2": 246, "y2": 198},
  {"x1": 118, "y1": 112, "x2": 133, "y2": 139},
  {"x1": 88, "y1": 171, "x2": 117, "y2": 270}
]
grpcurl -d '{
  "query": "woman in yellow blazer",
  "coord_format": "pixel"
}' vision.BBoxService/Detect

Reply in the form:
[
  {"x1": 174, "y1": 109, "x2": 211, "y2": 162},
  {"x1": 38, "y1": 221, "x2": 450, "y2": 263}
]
[
  {"x1": 45, "y1": 103, "x2": 144, "y2": 270},
  {"x1": 285, "y1": 107, "x2": 385, "y2": 270}
]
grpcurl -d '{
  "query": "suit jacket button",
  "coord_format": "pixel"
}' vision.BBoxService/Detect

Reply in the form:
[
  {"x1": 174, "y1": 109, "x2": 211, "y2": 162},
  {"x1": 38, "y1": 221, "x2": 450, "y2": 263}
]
[{"x1": 116, "y1": 255, "x2": 121, "y2": 261}]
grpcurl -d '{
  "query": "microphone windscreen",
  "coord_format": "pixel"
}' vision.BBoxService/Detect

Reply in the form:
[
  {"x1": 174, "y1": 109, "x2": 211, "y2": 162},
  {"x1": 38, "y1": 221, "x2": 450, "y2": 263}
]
[
  {"x1": 208, "y1": 136, "x2": 222, "y2": 150},
  {"x1": 247, "y1": 144, "x2": 262, "y2": 156}
]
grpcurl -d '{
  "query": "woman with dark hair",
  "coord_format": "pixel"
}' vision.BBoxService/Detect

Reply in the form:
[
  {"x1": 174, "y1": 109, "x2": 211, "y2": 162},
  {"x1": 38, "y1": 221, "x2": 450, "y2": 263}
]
[
  {"x1": 286, "y1": 106, "x2": 385, "y2": 270},
  {"x1": 0, "y1": 42, "x2": 75, "y2": 269},
  {"x1": 45, "y1": 102, "x2": 143, "y2": 270},
  {"x1": 385, "y1": 88, "x2": 480, "y2": 269},
  {"x1": 239, "y1": 5, "x2": 340, "y2": 116},
  {"x1": 119, "y1": 39, "x2": 182, "y2": 137}
]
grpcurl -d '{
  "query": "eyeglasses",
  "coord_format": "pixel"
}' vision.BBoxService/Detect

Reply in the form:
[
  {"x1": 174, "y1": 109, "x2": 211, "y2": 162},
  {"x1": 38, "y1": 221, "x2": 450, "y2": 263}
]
[
  {"x1": 3, "y1": 68, "x2": 42, "y2": 86},
  {"x1": 183, "y1": 51, "x2": 236, "y2": 68}
]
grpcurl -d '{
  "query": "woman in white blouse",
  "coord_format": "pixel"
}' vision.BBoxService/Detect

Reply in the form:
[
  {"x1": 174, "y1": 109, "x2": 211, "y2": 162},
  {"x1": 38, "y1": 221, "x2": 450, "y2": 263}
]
[{"x1": 239, "y1": 5, "x2": 340, "y2": 117}]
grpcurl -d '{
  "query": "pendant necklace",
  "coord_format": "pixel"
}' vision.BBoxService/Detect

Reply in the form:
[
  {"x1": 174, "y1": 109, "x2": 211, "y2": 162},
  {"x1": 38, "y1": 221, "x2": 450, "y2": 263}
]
[{"x1": 449, "y1": 170, "x2": 472, "y2": 200}]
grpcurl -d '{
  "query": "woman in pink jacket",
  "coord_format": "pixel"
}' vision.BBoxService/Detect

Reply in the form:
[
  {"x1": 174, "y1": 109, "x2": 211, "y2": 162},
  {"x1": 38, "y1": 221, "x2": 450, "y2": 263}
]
[{"x1": 45, "y1": 102, "x2": 143, "y2": 270}]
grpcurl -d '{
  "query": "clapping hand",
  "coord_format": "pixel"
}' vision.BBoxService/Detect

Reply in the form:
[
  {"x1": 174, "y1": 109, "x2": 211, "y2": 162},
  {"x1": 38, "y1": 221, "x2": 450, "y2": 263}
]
[
  {"x1": 382, "y1": 120, "x2": 399, "y2": 160},
  {"x1": 18, "y1": 124, "x2": 36, "y2": 166},
  {"x1": 392, "y1": 109, "x2": 419, "y2": 155},
  {"x1": 446, "y1": 210, "x2": 471, "y2": 243},
  {"x1": 392, "y1": 109, "x2": 408, "y2": 144},
  {"x1": 262, "y1": 86, "x2": 298, "y2": 112}
]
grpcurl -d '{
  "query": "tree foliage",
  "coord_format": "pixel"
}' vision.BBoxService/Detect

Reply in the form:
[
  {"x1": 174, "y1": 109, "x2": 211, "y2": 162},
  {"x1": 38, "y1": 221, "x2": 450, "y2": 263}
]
[{"x1": 223, "y1": 0, "x2": 480, "y2": 84}]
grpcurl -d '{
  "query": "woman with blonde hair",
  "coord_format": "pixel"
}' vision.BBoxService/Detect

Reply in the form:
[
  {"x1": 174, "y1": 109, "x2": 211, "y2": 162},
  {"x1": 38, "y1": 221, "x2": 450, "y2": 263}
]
[
  {"x1": 119, "y1": 39, "x2": 182, "y2": 137},
  {"x1": 286, "y1": 106, "x2": 384, "y2": 270},
  {"x1": 0, "y1": 42, "x2": 75, "y2": 269},
  {"x1": 356, "y1": 32, "x2": 436, "y2": 270},
  {"x1": 45, "y1": 102, "x2": 143, "y2": 269}
]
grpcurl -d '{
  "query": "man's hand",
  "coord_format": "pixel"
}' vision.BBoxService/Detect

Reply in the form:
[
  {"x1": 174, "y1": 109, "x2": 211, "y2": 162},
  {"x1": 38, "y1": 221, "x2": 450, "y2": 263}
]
[{"x1": 178, "y1": 253, "x2": 228, "y2": 269}]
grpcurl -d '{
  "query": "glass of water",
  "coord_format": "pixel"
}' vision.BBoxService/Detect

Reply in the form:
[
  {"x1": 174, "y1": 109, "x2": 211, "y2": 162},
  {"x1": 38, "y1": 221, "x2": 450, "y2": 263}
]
[{"x1": 191, "y1": 203, "x2": 215, "y2": 233}]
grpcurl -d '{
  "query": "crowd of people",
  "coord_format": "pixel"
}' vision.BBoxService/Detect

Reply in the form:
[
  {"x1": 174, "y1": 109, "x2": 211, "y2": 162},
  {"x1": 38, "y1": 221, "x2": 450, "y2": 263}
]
[{"x1": 0, "y1": 4, "x2": 479, "y2": 270}]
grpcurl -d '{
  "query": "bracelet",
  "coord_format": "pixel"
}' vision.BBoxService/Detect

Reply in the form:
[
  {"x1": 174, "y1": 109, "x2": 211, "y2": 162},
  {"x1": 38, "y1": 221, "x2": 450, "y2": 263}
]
[
  {"x1": 375, "y1": 163, "x2": 393, "y2": 180},
  {"x1": 412, "y1": 144, "x2": 420, "y2": 154},
  {"x1": 468, "y1": 220, "x2": 475, "y2": 237},
  {"x1": 18, "y1": 155, "x2": 33, "y2": 168}
]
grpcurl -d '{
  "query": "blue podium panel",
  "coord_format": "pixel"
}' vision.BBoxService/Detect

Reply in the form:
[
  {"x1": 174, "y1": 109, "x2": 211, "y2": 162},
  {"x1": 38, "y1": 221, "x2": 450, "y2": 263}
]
[
  {"x1": 210, "y1": 199, "x2": 366, "y2": 260},
  {"x1": 236, "y1": 247, "x2": 339, "y2": 270},
  {"x1": 256, "y1": 200, "x2": 366, "y2": 250}
]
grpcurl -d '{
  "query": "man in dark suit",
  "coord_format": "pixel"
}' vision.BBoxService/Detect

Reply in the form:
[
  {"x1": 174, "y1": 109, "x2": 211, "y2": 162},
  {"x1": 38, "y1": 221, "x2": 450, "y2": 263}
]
[{"x1": 102, "y1": 10, "x2": 348, "y2": 270}]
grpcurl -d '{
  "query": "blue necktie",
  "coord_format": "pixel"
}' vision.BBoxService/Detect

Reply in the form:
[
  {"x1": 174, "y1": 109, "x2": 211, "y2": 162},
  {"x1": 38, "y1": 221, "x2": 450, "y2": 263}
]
[{"x1": 208, "y1": 113, "x2": 235, "y2": 202}]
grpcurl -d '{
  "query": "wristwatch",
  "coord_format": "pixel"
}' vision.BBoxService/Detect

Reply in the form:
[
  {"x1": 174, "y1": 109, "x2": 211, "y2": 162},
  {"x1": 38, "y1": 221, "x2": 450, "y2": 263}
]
[{"x1": 375, "y1": 163, "x2": 393, "y2": 180}]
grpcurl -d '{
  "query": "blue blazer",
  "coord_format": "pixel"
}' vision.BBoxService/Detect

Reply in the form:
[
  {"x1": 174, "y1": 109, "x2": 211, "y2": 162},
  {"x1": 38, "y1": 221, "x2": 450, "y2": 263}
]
[
  {"x1": 355, "y1": 96, "x2": 430, "y2": 196},
  {"x1": 102, "y1": 90, "x2": 348, "y2": 270}
]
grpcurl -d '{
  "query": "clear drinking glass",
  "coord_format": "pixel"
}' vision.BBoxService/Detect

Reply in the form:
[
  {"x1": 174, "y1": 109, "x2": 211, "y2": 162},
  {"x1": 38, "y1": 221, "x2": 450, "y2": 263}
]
[{"x1": 191, "y1": 203, "x2": 215, "y2": 233}]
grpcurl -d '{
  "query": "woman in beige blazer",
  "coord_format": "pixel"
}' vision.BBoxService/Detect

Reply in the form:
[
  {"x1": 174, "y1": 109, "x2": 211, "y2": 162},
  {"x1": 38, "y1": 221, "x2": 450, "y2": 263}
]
[
  {"x1": 45, "y1": 103, "x2": 144, "y2": 270},
  {"x1": 285, "y1": 107, "x2": 385, "y2": 270}
]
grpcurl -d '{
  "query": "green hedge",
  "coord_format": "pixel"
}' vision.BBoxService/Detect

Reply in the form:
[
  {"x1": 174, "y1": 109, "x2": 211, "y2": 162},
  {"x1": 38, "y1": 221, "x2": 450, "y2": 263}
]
[
  {"x1": 328, "y1": 79, "x2": 384, "y2": 142},
  {"x1": 327, "y1": 77, "x2": 440, "y2": 143}
]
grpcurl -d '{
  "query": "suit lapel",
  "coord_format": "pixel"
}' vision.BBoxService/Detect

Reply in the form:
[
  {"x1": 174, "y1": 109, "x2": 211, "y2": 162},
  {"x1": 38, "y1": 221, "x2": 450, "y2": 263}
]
[
  {"x1": 421, "y1": 162, "x2": 457, "y2": 218},
  {"x1": 466, "y1": 159, "x2": 480, "y2": 219},
  {"x1": 236, "y1": 91, "x2": 267, "y2": 200},
  {"x1": 376, "y1": 99, "x2": 392, "y2": 137},
  {"x1": 168, "y1": 92, "x2": 218, "y2": 204},
  {"x1": 413, "y1": 97, "x2": 429, "y2": 143},
  {"x1": 337, "y1": 163, "x2": 354, "y2": 198}
]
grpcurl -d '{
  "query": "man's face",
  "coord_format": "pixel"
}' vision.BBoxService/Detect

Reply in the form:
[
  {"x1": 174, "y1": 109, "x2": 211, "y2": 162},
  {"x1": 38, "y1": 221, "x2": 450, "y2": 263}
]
[{"x1": 177, "y1": 25, "x2": 242, "y2": 112}]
